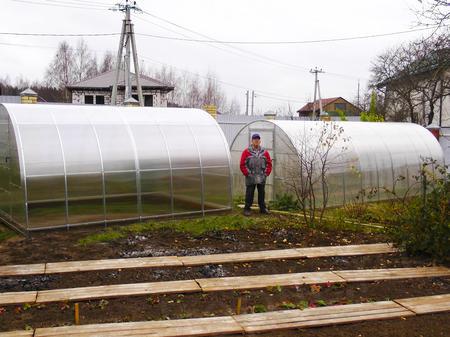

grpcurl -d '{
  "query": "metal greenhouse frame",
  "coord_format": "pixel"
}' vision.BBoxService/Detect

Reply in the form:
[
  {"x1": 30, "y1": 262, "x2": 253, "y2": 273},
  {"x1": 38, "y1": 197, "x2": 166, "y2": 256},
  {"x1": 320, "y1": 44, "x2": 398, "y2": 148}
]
[
  {"x1": 0, "y1": 104, "x2": 232, "y2": 232},
  {"x1": 230, "y1": 120, "x2": 444, "y2": 206}
]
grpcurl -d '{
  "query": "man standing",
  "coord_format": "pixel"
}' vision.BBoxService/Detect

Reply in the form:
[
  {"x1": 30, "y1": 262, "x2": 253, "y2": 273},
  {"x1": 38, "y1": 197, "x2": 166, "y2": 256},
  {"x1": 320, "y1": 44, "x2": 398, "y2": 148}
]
[{"x1": 240, "y1": 133, "x2": 272, "y2": 216}]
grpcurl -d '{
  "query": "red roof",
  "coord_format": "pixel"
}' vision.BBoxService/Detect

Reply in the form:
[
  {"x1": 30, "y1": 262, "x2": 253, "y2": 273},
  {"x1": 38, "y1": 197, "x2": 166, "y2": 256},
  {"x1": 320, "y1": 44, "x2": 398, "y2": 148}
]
[{"x1": 298, "y1": 97, "x2": 341, "y2": 113}]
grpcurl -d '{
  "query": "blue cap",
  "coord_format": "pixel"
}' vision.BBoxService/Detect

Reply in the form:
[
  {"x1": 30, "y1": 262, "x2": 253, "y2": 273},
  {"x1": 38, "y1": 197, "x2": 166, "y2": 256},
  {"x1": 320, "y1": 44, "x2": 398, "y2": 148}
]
[{"x1": 252, "y1": 133, "x2": 261, "y2": 140}]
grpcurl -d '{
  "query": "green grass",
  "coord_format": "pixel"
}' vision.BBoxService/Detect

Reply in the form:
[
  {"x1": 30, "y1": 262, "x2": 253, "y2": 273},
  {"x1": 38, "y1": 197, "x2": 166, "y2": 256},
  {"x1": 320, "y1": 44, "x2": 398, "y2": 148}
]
[
  {"x1": 77, "y1": 205, "x2": 385, "y2": 246},
  {"x1": 78, "y1": 214, "x2": 269, "y2": 246},
  {"x1": 0, "y1": 225, "x2": 17, "y2": 242}
]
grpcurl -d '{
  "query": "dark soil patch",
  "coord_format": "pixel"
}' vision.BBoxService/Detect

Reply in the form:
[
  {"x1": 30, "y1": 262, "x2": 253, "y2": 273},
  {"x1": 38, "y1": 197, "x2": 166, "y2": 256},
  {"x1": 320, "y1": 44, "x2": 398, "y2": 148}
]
[
  {"x1": 0, "y1": 278, "x2": 449, "y2": 332},
  {"x1": 0, "y1": 213, "x2": 448, "y2": 335}
]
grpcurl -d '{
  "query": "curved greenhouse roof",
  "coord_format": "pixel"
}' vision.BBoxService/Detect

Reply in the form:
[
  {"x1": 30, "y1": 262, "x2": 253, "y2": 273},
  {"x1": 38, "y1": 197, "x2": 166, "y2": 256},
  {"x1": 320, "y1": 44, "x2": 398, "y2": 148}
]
[
  {"x1": 0, "y1": 104, "x2": 232, "y2": 232},
  {"x1": 230, "y1": 120, "x2": 444, "y2": 206}
]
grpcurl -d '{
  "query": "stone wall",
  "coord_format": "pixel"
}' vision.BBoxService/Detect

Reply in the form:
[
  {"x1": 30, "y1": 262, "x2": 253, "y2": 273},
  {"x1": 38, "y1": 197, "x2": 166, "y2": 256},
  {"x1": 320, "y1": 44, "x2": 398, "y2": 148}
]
[{"x1": 71, "y1": 89, "x2": 169, "y2": 107}]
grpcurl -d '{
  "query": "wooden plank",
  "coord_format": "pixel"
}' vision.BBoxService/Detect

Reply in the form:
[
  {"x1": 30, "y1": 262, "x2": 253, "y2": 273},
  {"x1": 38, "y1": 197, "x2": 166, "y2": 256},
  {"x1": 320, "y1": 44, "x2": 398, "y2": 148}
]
[
  {"x1": 0, "y1": 243, "x2": 398, "y2": 277},
  {"x1": 395, "y1": 294, "x2": 450, "y2": 314},
  {"x1": 0, "y1": 291, "x2": 37, "y2": 306},
  {"x1": 0, "y1": 263, "x2": 46, "y2": 277},
  {"x1": 0, "y1": 332, "x2": 34, "y2": 337},
  {"x1": 45, "y1": 256, "x2": 182, "y2": 274},
  {"x1": 35, "y1": 316, "x2": 243, "y2": 337},
  {"x1": 299, "y1": 243, "x2": 397, "y2": 258},
  {"x1": 335, "y1": 267, "x2": 450, "y2": 282},
  {"x1": 234, "y1": 301, "x2": 413, "y2": 333},
  {"x1": 36, "y1": 280, "x2": 200, "y2": 304},
  {"x1": 197, "y1": 271, "x2": 344, "y2": 292},
  {"x1": 180, "y1": 249, "x2": 302, "y2": 266}
]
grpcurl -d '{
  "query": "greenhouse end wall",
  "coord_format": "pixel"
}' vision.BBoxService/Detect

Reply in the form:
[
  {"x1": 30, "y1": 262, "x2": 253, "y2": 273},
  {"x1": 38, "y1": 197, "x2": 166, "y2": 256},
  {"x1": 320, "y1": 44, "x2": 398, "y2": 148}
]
[
  {"x1": 230, "y1": 120, "x2": 444, "y2": 207},
  {"x1": 0, "y1": 104, "x2": 232, "y2": 232}
]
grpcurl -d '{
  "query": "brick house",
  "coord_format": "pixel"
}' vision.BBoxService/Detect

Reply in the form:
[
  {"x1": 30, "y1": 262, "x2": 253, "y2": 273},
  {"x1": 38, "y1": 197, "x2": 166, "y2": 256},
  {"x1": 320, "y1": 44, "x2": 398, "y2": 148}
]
[
  {"x1": 297, "y1": 97, "x2": 362, "y2": 117},
  {"x1": 66, "y1": 70, "x2": 174, "y2": 107}
]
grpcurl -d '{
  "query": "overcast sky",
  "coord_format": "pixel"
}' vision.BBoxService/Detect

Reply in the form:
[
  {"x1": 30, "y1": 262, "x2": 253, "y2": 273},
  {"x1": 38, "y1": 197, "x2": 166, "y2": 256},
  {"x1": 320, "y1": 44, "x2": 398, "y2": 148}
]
[{"x1": 0, "y1": 0, "x2": 434, "y2": 113}]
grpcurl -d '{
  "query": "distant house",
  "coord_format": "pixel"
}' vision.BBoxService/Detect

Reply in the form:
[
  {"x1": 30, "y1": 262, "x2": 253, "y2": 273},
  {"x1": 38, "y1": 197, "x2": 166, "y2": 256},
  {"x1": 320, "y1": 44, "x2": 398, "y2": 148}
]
[
  {"x1": 297, "y1": 97, "x2": 362, "y2": 117},
  {"x1": 66, "y1": 70, "x2": 174, "y2": 107}
]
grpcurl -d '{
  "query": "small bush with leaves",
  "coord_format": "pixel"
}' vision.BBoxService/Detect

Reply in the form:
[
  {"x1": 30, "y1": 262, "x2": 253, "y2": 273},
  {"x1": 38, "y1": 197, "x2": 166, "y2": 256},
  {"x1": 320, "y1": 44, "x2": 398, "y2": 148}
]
[
  {"x1": 384, "y1": 159, "x2": 449, "y2": 261},
  {"x1": 269, "y1": 194, "x2": 299, "y2": 211}
]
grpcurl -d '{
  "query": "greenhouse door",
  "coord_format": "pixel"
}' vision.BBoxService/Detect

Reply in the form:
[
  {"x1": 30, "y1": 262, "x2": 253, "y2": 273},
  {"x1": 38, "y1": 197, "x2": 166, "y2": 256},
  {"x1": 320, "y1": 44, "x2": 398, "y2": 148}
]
[{"x1": 249, "y1": 126, "x2": 275, "y2": 201}]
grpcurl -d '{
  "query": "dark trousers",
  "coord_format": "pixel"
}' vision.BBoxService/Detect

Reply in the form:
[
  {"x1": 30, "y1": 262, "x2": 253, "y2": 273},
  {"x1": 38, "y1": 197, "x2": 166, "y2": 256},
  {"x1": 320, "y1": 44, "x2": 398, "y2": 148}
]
[{"x1": 244, "y1": 184, "x2": 266, "y2": 211}]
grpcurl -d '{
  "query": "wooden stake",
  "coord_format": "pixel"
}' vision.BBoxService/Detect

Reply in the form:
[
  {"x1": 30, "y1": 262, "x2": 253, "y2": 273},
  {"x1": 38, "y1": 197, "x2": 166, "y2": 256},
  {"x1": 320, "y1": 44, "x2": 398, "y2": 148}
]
[
  {"x1": 74, "y1": 303, "x2": 80, "y2": 325},
  {"x1": 236, "y1": 296, "x2": 242, "y2": 315}
]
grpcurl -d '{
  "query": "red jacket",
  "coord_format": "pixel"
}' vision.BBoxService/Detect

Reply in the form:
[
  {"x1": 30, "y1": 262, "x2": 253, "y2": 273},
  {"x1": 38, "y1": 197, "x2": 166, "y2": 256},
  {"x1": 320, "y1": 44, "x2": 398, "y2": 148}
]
[{"x1": 240, "y1": 147, "x2": 272, "y2": 177}]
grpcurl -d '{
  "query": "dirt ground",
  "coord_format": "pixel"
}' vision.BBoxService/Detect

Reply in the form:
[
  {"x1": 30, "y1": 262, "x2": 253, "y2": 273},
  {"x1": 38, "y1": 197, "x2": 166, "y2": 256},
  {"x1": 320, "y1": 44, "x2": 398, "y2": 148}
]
[{"x1": 0, "y1": 214, "x2": 449, "y2": 336}]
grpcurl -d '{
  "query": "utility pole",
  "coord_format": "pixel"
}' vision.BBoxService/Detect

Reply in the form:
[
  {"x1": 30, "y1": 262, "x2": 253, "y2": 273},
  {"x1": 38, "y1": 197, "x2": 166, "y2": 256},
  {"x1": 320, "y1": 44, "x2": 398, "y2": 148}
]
[
  {"x1": 357, "y1": 79, "x2": 361, "y2": 109},
  {"x1": 245, "y1": 90, "x2": 249, "y2": 116},
  {"x1": 110, "y1": 0, "x2": 144, "y2": 106},
  {"x1": 251, "y1": 90, "x2": 256, "y2": 116},
  {"x1": 310, "y1": 67, "x2": 324, "y2": 120}
]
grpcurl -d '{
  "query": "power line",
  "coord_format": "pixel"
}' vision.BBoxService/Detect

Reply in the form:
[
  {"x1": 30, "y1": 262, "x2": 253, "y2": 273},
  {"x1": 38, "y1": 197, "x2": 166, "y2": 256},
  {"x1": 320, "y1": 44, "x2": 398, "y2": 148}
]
[
  {"x1": 0, "y1": 32, "x2": 119, "y2": 37},
  {"x1": 0, "y1": 40, "x2": 307, "y2": 104},
  {"x1": 10, "y1": 0, "x2": 109, "y2": 10},
  {"x1": 0, "y1": 26, "x2": 439, "y2": 43},
  {"x1": 133, "y1": 26, "x2": 437, "y2": 44}
]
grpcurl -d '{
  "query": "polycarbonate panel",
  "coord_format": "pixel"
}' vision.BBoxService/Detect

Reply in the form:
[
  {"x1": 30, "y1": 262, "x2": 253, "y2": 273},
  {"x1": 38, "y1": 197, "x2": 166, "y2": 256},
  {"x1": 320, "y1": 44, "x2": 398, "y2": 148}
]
[
  {"x1": 190, "y1": 125, "x2": 229, "y2": 167},
  {"x1": 67, "y1": 174, "x2": 104, "y2": 224},
  {"x1": 57, "y1": 125, "x2": 102, "y2": 174},
  {"x1": 0, "y1": 104, "x2": 232, "y2": 231},
  {"x1": 172, "y1": 168, "x2": 202, "y2": 213},
  {"x1": 230, "y1": 120, "x2": 444, "y2": 206},
  {"x1": 105, "y1": 171, "x2": 138, "y2": 220},
  {"x1": 19, "y1": 125, "x2": 64, "y2": 177},
  {"x1": 140, "y1": 170, "x2": 171, "y2": 216},
  {"x1": 27, "y1": 175, "x2": 66, "y2": 228},
  {"x1": 203, "y1": 167, "x2": 231, "y2": 209},
  {"x1": 95, "y1": 125, "x2": 136, "y2": 172},
  {"x1": 130, "y1": 125, "x2": 170, "y2": 170},
  {"x1": 161, "y1": 125, "x2": 200, "y2": 169}
]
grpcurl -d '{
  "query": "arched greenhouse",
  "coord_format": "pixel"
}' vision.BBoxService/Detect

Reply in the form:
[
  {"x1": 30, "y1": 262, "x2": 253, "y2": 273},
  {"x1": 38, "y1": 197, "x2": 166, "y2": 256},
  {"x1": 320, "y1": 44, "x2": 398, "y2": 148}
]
[
  {"x1": 0, "y1": 104, "x2": 232, "y2": 232},
  {"x1": 230, "y1": 120, "x2": 444, "y2": 206}
]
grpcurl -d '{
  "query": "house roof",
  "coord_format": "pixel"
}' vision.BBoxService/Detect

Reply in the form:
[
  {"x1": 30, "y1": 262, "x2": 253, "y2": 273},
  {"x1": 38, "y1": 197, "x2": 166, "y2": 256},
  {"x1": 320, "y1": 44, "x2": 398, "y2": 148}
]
[
  {"x1": 297, "y1": 97, "x2": 341, "y2": 113},
  {"x1": 66, "y1": 70, "x2": 174, "y2": 91}
]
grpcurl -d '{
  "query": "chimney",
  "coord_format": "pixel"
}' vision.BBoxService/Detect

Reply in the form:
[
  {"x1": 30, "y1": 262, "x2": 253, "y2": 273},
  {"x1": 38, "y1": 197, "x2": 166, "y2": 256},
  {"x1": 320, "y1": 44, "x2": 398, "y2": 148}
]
[{"x1": 20, "y1": 88, "x2": 38, "y2": 104}]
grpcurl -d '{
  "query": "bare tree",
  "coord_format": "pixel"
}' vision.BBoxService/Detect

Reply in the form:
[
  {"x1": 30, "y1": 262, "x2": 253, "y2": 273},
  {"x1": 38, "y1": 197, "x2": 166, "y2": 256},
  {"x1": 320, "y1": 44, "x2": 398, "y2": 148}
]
[
  {"x1": 45, "y1": 41, "x2": 76, "y2": 97},
  {"x1": 371, "y1": 31, "x2": 450, "y2": 125},
  {"x1": 415, "y1": 0, "x2": 450, "y2": 28},
  {"x1": 283, "y1": 122, "x2": 349, "y2": 226},
  {"x1": 99, "y1": 51, "x2": 115, "y2": 73},
  {"x1": 225, "y1": 97, "x2": 241, "y2": 115},
  {"x1": 73, "y1": 39, "x2": 98, "y2": 82},
  {"x1": 202, "y1": 71, "x2": 226, "y2": 111}
]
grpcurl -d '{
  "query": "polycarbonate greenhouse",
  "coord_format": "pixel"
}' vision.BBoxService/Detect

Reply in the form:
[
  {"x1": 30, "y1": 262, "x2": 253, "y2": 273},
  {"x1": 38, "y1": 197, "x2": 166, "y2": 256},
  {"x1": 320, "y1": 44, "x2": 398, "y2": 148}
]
[
  {"x1": 230, "y1": 120, "x2": 444, "y2": 206},
  {"x1": 0, "y1": 104, "x2": 232, "y2": 232}
]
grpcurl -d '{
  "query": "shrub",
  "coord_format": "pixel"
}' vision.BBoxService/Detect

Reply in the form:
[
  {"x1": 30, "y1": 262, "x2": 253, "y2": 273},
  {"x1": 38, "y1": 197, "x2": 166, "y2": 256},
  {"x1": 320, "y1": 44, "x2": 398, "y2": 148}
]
[
  {"x1": 384, "y1": 160, "x2": 449, "y2": 261},
  {"x1": 269, "y1": 194, "x2": 299, "y2": 211}
]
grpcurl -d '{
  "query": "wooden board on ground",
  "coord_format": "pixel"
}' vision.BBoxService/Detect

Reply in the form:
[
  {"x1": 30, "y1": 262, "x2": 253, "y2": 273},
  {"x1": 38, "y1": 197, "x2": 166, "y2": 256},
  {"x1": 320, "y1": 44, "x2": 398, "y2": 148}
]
[
  {"x1": 180, "y1": 249, "x2": 302, "y2": 266},
  {"x1": 395, "y1": 294, "x2": 450, "y2": 314},
  {"x1": 298, "y1": 243, "x2": 397, "y2": 258},
  {"x1": 197, "y1": 271, "x2": 344, "y2": 292},
  {"x1": 0, "y1": 291, "x2": 37, "y2": 306},
  {"x1": 234, "y1": 301, "x2": 414, "y2": 333},
  {"x1": 335, "y1": 267, "x2": 450, "y2": 282},
  {"x1": 0, "y1": 332, "x2": 34, "y2": 337},
  {"x1": 36, "y1": 280, "x2": 200, "y2": 304},
  {"x1": 45, "y1": 256, "x2": 183, "y2": 274},
  {"x1": 0, "y1": 263, "x2": 45, "y2": 277},
  {"x1": 0, "y1": 243, "x2": 399, "y2": 277},
  {"x1": 34, "y1": 316, "x2": 243, "y2": 337}
]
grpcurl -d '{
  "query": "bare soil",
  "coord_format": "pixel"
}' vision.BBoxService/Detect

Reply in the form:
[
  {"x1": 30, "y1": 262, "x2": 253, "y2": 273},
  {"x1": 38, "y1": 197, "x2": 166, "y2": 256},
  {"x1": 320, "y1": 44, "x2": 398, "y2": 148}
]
[{"x1": 0, "y1": 214, "x2": 449, "y2": 336}]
